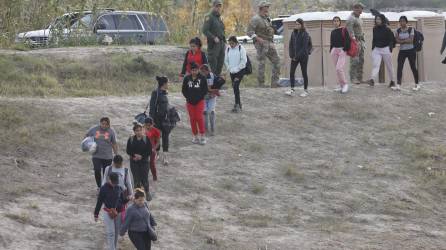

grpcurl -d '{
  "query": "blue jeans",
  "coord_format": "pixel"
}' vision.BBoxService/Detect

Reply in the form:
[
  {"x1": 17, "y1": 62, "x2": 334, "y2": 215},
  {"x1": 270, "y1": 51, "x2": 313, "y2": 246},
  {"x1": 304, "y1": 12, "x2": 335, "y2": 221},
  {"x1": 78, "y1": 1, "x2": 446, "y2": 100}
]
[{"x1": 103, "y1": 212, "x2": 121, "y2": 250}]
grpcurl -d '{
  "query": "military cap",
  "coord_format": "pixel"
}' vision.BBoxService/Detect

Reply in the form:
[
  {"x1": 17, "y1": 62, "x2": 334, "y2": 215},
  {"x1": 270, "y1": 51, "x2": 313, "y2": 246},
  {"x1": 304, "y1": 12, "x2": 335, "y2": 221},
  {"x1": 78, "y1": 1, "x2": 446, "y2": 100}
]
[
  {"x1": 258, "y1": 1, "x2": 271, "y2": 8},
  {"x1": 353, "y1": 3, "x2": 365, "y2": 9},
  {"x1": 212, "y1": 0, "x2": 223, "y2": 6}
]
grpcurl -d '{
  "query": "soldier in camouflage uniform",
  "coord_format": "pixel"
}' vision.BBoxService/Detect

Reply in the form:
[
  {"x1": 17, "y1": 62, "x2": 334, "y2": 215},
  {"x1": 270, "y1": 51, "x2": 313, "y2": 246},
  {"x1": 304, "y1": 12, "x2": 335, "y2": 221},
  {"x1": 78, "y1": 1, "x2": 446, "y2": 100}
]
[
  {"x1": 346, "y1": 3, "x2": 366, "y2": 84},
  {"x1": 202, "y1": 0, "x2": 226, "y2": 76},
  {"x1": 247, "y1": 1, "x2": 280, "y2": 88}
]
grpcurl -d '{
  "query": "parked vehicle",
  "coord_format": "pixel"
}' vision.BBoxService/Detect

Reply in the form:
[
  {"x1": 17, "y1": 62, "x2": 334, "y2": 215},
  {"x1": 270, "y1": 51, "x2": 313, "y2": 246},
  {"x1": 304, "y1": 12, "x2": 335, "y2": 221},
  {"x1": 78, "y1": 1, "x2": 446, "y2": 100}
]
[{"x1": 15, "y1": 9, "x2": 169, "y2": 46}]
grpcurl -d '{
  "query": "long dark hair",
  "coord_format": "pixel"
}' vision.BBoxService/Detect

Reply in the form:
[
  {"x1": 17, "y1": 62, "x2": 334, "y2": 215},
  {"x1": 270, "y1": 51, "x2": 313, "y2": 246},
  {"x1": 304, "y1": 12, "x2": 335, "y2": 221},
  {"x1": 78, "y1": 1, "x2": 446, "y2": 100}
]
[
  {"x1": 189, "y1": 37, "x2": 202, "y2": 48},
  {"x1": 374, "y1": 14, "x2": 386, "y2": 26},
  {"x1": 294, "y1": 18, "x2": 306, "y2": 32}
]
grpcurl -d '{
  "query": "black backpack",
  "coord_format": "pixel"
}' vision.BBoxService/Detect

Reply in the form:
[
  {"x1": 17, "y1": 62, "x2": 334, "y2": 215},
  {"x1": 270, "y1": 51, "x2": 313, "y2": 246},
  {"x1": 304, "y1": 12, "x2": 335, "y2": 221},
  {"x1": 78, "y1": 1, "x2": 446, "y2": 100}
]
[
  {"x1": 397, "y1": 27, "x2": 424, "y2": 52},
  {"x1": 162, "y1": 106, "x2": 180, "y2": 132},
  {"x1": 154, "y1": 89, "x2": 180, "y2": 132},
  {"x1": 227, "y1": 45, "x2": 252, "y2": 75}
]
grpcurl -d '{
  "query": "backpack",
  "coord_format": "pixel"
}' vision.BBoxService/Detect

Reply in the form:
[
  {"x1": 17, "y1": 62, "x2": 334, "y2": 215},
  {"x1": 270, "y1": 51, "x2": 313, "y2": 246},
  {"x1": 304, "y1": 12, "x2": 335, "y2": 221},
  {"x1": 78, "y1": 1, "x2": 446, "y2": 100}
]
[
  {"x1": 162, "y1": 107, "x2": 180, "y2": 132},
  {"x1": 342, "y1": 28, "x2": 359, "y2": 57},
  {"x1": 227, "y1": 46, "x2": 252, "y2": 75},
  {"x1": 397, "y1": 27, "x2": 424, "y2": 52},
  {"x1": 154, "y1": 89, "x2": 180, "y2": 132},
  {"x1": 104, "y1": 166, "x2": 129, "y2": 196}
]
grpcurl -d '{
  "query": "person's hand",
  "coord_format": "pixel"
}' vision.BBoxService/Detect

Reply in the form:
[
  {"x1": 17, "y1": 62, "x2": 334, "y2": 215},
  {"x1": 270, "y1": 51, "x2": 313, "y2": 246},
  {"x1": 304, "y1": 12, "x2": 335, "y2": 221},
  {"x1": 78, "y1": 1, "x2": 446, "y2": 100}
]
[
  {"x1": 255, "y1": 37, "x2": 264, "y2": 44},
  {"x1": 234, "y1": 78, "x2": 240, "y2": 82},
  {"x1": 127, "y1": 195, "x2": 133, "y2": 201},
  {"x1": 214, "y1": 37, "x2": 220, "y2": 43},
  {"x1": 135, "y1": 154, "x2": 142, "y2": 161},
  {"x1": 179, "y1": 76, "x2": 184, "y2": 82}
]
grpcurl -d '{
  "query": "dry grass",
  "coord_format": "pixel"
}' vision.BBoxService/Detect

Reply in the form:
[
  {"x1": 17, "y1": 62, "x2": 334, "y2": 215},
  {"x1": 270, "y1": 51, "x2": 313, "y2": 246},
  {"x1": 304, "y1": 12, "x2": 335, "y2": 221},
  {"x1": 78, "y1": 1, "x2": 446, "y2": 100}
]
[
  {"x1": 0, "y1": 53, "x2": 179, "y2": 97},
  {"x1": 4, "y1": 212, "x2": 31, "y2": 224}
]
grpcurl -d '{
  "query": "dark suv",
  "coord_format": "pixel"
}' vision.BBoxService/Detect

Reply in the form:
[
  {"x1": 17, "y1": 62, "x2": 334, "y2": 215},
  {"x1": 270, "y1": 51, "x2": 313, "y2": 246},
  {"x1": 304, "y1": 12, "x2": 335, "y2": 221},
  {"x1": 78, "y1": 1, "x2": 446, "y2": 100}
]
[{"x1": 15, "y1": 9, "x2": 169, "y2": 46}]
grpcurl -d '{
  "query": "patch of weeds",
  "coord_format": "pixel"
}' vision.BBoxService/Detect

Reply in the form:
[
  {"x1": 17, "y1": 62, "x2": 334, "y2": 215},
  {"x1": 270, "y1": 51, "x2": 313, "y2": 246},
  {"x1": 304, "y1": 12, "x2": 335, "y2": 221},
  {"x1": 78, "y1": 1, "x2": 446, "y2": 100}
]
[
  {"x1": 5, "y1": 212, "x2": 31, "y2": 224},
  {"x1": 284, "y1": 164, "x2": 305, "y2": 183},
  {"x1": 247, "y1": 142, "x2": 264, "y2": 153},
  {"x1": 220, "y1": 179, "x2": 236, "y2": 191},
  {"x1": 318, "y1": 216, "x2": 352, "y2": 234},
  {"x1": 28, "y1": 203, "x2": 39, "y2": 210},
  {"x1": 251, "y1": 183, "x2": 265, "y2": 195},
  {"x1": 240, "y1": 213, "x2": 272, "y2": 228}
]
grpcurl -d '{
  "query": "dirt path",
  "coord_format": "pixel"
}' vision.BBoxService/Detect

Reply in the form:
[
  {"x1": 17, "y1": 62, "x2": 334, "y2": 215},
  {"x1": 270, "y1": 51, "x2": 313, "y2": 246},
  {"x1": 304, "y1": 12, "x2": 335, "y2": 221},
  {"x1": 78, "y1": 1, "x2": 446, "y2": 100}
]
[{"x1": 1, "y1": 82, "x2": 446, "y2": 249}]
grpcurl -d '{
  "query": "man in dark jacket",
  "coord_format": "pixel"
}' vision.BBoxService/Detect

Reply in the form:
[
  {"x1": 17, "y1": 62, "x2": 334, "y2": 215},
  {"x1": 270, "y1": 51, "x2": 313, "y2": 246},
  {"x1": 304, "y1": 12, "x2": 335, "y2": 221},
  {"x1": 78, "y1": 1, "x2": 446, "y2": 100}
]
[
  {"x1": 94, "y1": 172, "x2": 128, "y2": 250},
  {"x1": 202, "y1": 0, "x2": 226, "y2": 75}
]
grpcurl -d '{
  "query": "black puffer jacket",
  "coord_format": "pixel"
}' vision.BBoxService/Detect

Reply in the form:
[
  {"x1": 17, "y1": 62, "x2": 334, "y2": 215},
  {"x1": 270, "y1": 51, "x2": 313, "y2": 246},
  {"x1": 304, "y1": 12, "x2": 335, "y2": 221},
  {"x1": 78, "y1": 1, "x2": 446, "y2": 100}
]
[
  {"x1": 289, "y1": 30, "x2": 312, "y2": 60},
  {"x1": 149, "y1": 88, "x2": 169, "y2": 120},
  {"x1": 372, "y1": 25, "x2": 395, "y2": 50}
]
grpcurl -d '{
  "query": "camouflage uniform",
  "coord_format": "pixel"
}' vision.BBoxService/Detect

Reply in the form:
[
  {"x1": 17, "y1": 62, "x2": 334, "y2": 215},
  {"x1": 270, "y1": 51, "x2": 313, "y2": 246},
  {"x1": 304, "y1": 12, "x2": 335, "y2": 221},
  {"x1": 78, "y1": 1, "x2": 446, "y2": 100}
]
[
  {"x1": 202, "y1": 10, "x2": 226, "y2": 75},
  {"x1": 346, "y1": 13, "x2": 365, "y2": 83},
  {"x1": 247, "y1": 14, "x2": 280, "y2": 87}
]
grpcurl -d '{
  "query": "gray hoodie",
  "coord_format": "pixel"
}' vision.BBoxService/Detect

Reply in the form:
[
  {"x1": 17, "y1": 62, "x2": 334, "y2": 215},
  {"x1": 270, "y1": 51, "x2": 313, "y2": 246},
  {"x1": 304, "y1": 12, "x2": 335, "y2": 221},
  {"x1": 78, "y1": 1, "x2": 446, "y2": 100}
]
[{"x1": 120, "y1": 203, "x2": 156, "y2": 235}]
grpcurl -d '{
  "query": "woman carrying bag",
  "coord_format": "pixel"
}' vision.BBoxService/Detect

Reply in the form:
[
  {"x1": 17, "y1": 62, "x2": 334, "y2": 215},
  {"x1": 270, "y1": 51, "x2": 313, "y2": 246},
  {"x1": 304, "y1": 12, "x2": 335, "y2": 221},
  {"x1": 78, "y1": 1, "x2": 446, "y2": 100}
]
[
  {"x1": 120, "y1": 188, "x2": 157, "y2": 250},
  {"x1": 225, "y1": 36, "x2": 247, "y2": 113},
  {"x1": 147, "y1": 76, "x2": 171, "y2": 166}
]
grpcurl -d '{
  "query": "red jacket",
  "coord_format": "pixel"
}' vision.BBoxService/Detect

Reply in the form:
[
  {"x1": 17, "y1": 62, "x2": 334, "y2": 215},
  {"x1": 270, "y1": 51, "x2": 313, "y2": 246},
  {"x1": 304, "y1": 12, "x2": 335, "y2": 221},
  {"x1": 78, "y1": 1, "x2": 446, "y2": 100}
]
[{"x1": 180, "y1": 49, "x2": 208, "y2": 76}]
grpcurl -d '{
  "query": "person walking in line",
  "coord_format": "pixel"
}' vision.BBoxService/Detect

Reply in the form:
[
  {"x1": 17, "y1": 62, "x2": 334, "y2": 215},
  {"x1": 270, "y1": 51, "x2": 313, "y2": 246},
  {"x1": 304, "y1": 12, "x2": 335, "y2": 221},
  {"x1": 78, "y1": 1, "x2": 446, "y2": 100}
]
[
  {"x1": 287, "y1": 18, "x2": 312, "y2": 97},
  {"x1": 440, "y1": 28, "x2": 446, "y2": 64},
  {"x1": 330, "y1": 16, "x2": 351, "y2": 94},
  {"x1": 148, "y1": 76, "x2": 171, "y2": 166},
  {"x1": 202, "y1": 0, "x2": 226, "y2": 75},
  {"x1": 102, "y1": 155, "x2": 133, "y2": 201},
  {"x1": 179, "y1": 37, "x2": 208, "y2": 81},
  {"x1": 395, "y1": 16, "x2": 420, "y2": 91},
  {"x1": 182, "y1": 62, "x2": 208, "y2": 145},
  {"x1": 225, "y1": 36, "x2": 247, "y2": 112},
  {"x1": 126, "y1": 123, "x2": 152, "y2": 201},
  {"x1": 346, "y1": 3, "x2": 366, "y2": 85},
  {"x1": 120, "y1": 188, "x2": 157, "y2": 250},
  {"x1": 85, "y1": 117, "x2": 118, "y2": 190},
  {"x1": 200, "y1": 64, "x2": 219, "y2": 136},
  {"x1": 247, "y1": 1, "x2": 281, "y2": 88},
  {"x1": 366, "y1": 14, "x2": 396, "y2": 87},
  {"x1": 94, "y1": 172, "x2": 128, "y2": 250},
  {"x1": 144, "y1": 117, "x2": 160, "y2": 184}
]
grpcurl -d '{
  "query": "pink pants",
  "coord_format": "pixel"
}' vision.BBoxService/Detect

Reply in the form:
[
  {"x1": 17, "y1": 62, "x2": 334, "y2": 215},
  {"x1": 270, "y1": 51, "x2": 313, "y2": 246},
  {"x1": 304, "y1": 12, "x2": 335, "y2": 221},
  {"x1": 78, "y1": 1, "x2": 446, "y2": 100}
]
[
  {"x1": 371, "y1": 47, "x2": 395, "y2": 81},
  {"x1": 186, "y1": 100, "x2": 205, "y2": 136},
  {"x1": 331, "y1": 48, "x2": 347, "y2": 86}
]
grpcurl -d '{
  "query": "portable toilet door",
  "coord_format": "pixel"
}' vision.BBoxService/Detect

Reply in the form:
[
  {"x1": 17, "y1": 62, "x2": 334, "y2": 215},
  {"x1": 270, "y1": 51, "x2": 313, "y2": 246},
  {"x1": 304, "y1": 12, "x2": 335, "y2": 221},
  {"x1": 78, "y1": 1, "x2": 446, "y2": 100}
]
[
  {"x1": 416, "y1": 16, "x2": 446, "y2": 82},
  {"x1": 359, "y1": 18, "x2": 376, "y2": 83},
  {"x1": 321, "y1": 19, "x2": 337, "y2": 88}
]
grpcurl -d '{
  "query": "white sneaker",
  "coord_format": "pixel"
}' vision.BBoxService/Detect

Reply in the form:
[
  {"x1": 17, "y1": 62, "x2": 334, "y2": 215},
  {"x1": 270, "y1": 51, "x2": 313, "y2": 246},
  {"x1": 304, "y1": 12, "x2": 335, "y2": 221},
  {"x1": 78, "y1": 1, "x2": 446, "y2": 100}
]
[
  {"x1": 334, "y1": 85, "x2": 342, "y2": 92},
  {"x1": 199, "y1": 136, "x2": 207, "y2": 145},
  {"x1": 391, "y1": 85, "x2": 401, "y2": 91},
  {"x1": 192, "y1": 136, "x2": 199, "y2": 144},
  {"x1": 285, "y1": 89, "x2": 295, "y2": 96},
  {"x1": 162, "y1": 152, "x2": 169, "y2": 166},
  {"x1": 300, "y1": 91, "x2": 309, "y2": 97},
  {"x1": 412, "y1": 84, "x2": 420, "y2": 91},
  {"x1": 341, "y1": 84, "x2": 349, "y2": 94}
]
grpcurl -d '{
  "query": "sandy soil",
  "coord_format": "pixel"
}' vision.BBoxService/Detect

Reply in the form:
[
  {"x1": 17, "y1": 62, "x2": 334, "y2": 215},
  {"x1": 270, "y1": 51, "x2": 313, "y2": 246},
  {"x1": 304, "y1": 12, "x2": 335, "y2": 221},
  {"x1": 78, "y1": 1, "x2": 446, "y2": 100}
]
[{"x1": 0, "y1": 80, "x2": 446, "y2": 249}]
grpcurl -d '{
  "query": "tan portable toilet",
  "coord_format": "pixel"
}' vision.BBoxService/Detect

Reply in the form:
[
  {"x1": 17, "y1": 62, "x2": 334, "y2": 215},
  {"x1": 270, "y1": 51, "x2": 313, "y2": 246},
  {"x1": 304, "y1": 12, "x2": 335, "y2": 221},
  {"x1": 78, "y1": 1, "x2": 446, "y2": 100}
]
[{"x1": 283, "y1": 11, "x2": 446, "y2": 87}]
